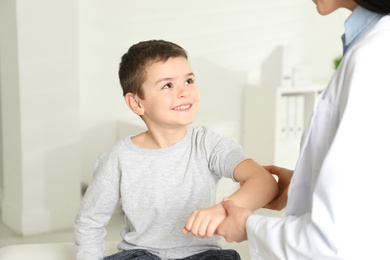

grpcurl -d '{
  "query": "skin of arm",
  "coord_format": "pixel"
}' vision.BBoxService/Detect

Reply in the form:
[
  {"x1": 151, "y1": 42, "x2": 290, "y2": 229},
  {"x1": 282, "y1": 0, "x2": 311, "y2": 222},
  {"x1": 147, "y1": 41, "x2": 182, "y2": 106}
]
[
  {"x1": 216, "y1": 164, "x2": 293, "y2": 242},
  {"x1": 182, "y1": 159, "x2": 278, "y2": 238},
  {"x1": 263, "y1": 165, "x2": 293, "y2": 210}
]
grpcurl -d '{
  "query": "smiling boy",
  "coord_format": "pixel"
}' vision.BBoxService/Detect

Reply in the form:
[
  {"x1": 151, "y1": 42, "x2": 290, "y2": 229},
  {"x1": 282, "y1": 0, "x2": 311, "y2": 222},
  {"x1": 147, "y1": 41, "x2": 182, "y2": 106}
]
[{"x1": 74, "y1": 40, "x2": 278, "y2": 260}]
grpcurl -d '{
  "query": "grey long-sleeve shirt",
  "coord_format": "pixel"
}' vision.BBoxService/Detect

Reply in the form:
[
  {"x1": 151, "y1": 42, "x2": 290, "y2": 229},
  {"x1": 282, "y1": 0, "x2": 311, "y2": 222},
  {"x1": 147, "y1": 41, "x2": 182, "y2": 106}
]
[{"x1": 74, "y1": 125, "x2": 248, "y2": 260}]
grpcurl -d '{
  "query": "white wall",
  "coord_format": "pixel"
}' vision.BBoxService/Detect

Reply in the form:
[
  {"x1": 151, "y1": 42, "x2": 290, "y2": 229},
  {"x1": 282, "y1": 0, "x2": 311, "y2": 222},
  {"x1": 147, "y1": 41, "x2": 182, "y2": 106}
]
[
  {"x1": 0, "y1": 0, "x2": 350, "y2": 236},
  {"x1": 0, "y1": 0, "x2": 80, "y2": 235},
  {"x1": 0, "y1": 61, "x2": 3, "y2": 206},
  {"x1": 78, "y1": 0, "x2": 349, "y2": 184}
]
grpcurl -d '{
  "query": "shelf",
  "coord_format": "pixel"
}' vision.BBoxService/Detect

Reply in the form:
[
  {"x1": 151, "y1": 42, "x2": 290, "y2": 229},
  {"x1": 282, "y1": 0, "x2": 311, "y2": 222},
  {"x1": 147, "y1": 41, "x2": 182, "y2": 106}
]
[{"x1": 242, "y1": 84, "x2": 325, "y2": 169}]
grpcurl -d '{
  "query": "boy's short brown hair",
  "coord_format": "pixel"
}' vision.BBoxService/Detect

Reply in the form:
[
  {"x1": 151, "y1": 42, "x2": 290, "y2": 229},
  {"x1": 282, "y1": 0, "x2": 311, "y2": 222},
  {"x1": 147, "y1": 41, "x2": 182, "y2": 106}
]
[{"x1": 119, "y1": 40, "x2": 188, "y2": 99}]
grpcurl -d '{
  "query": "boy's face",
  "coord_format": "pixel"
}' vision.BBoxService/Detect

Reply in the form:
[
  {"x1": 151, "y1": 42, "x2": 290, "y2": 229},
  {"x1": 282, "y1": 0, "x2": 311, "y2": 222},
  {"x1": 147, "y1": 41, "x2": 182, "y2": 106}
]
[{"x1": 138, "y1": 57, "x2": 200, "y2": 130}]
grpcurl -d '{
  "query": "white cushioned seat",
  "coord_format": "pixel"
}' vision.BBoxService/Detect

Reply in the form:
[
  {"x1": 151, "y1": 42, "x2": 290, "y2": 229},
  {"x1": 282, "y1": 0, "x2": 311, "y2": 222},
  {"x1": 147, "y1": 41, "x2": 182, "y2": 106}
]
[{"x1": 0, "y1": 241, "x2": 119, "y2": 260}]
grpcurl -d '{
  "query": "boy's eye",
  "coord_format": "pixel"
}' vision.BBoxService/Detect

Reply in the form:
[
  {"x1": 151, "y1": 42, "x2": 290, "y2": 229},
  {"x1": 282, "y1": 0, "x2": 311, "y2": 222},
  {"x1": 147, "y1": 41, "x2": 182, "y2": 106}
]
[
  {"x1": 162, "y1": 83, "x2": 173, "y2": 89},
  {"x1": 185, "y1": 78, "x2": 195, "y2": 85}
]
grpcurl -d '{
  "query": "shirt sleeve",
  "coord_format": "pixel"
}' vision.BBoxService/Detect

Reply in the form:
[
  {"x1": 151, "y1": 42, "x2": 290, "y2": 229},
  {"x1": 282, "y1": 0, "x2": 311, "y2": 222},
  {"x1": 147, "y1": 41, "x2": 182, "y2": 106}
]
[
  {"x1": 74, "y1": 157, "x2": 120, "y2": 260},
  {"x1": 202, "y1": 128, "x2": 248, "y2": 180},
  {"x1": 245, "y1": 33, "x2": 390, "y2": 260}
]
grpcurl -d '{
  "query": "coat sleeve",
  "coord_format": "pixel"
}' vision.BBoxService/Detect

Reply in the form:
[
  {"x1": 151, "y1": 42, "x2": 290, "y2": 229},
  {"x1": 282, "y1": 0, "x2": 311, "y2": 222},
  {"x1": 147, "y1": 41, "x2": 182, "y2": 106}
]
[{"x1": 246, "y1": 31, "x2": 390, "y2": 260}]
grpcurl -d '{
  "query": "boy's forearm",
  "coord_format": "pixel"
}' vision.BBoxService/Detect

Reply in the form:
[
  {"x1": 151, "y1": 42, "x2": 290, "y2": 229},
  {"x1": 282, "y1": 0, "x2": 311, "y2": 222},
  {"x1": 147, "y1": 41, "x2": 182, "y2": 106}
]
[
  {"x1": 183, "y1": 159, "x2": 278, "y2": 238},
  {"x1": 227, "y1": 159, "x2": 278, "y2": 211}
]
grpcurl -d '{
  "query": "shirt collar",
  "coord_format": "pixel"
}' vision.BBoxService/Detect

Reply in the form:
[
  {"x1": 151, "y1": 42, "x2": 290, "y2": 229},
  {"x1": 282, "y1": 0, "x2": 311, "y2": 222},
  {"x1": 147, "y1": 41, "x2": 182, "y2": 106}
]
[{"x1": 342, "y1": 5, "x2": 384, "y2": 55}]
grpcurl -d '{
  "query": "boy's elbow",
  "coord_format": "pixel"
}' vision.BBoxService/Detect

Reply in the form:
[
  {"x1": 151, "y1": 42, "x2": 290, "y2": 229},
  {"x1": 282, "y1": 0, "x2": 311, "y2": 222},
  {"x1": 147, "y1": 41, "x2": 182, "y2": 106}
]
[{"x1": 263, "y1": 173, "x2": 279, "y2": 202}]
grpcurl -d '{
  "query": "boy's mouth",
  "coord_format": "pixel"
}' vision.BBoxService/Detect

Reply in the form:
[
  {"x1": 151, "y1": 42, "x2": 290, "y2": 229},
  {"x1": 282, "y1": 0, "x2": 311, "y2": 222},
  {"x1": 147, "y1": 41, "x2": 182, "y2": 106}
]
[{"x1": 172, "y1": 104, "x2": 191, "y2": 111}]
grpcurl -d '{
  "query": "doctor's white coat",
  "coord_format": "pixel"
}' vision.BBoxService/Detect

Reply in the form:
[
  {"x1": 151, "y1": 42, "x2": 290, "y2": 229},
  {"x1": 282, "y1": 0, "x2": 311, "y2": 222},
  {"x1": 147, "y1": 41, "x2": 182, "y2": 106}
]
[{"x1": 246, "y1": 15, "x2": 390, "y2": 260}]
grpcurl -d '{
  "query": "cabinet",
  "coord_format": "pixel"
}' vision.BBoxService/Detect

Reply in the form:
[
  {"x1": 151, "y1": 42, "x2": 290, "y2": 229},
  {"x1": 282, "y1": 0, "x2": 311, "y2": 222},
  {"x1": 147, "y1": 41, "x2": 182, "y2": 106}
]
[{"x1": 242, "y1": 84, "x2": 324, "y2": 169}]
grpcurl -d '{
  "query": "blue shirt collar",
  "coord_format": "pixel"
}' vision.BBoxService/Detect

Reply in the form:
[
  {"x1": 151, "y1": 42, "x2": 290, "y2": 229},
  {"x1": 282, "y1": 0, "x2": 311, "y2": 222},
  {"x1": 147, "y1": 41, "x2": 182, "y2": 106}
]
[{"x1": 342, "y1": 5, "x2": 384, "y2": 55}]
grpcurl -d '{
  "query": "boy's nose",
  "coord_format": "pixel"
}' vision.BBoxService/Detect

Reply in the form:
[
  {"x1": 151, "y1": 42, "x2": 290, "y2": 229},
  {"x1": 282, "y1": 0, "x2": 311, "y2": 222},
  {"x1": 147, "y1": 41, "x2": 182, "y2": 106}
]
[{"x1": 177, "y1": 85, "x2": 189, "y2": 98}]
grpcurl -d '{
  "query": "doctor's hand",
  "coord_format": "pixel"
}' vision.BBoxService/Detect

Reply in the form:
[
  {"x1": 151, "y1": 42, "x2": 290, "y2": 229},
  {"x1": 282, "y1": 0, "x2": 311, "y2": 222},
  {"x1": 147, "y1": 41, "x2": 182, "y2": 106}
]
[
  {"x1": 182, "y1": 203, "x2": 227, "y2": 238},
  {"x1": 216, "y1": 198, "x2": 252, "y2": 243},
  {"x1": 263, "y1": 165, "x2": 293, "y2": 211}
]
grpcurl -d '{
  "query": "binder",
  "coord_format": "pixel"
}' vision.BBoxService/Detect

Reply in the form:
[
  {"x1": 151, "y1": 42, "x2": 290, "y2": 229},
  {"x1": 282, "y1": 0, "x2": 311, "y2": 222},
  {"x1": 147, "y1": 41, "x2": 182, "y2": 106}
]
[
  {"x1": 286, "y1": 95, "x2": 296, "y2": 139},
  {"x1": 279, "y1": 95, "x2": 288, "y2": 139},
  {"x1": 295, "y1": 95, "x2": 305, "y2": 137}
]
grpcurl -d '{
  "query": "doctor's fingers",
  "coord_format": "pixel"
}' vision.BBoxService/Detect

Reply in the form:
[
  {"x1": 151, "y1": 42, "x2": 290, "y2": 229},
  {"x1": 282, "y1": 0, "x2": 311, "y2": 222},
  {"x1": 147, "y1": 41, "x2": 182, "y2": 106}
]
[
  {"x1": 220, "y1": 200, "x2": 251, "y2": 239},
  {"x1": 263, "y1": 191, "x2": 288, "y2": 210},
  {"x1": 216, "y1": 217, "x2": 247, "y2": 243}
]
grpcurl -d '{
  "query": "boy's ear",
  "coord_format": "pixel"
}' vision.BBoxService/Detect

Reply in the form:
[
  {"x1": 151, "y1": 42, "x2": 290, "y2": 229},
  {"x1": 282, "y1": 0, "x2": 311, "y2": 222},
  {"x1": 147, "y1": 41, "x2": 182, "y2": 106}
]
[{"x1": 125, "y1": 93, "x2": 144, "y2": 116}]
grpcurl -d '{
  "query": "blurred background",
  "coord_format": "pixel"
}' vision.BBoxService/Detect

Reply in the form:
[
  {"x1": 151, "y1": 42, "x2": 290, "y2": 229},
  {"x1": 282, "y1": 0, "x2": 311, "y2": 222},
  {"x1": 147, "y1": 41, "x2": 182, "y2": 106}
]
[{"x1": 0, "y1": 0, "x2": 349, "y2": 250}]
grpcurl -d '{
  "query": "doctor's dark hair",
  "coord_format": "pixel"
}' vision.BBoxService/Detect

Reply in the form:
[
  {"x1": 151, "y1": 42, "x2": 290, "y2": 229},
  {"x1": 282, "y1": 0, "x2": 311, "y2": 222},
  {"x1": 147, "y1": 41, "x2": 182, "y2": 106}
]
[
  {"x1": 119, "y1": 40, "x2": 188, "y2": 99},
  {"x1": 354, "y1": 0, "x2": 390, "y2": 14}
]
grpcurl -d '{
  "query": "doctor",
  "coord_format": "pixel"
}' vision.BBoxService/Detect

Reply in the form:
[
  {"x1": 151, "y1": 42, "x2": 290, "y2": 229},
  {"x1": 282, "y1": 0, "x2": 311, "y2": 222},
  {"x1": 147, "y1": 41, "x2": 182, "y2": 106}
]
[{"x1": 216, "y1": 0, "x2": 390, "y2": 259}]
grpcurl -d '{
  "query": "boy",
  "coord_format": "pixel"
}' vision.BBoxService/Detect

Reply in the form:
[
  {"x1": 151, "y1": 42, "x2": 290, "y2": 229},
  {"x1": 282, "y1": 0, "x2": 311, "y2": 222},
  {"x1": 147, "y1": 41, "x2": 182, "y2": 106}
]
[{"x1": 74, "y1": 40, "x2": 278, "y2": 260}]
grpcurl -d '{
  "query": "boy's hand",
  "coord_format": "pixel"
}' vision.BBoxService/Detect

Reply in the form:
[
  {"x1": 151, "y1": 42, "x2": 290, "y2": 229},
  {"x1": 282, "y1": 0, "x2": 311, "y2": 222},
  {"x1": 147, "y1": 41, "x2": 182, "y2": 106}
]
[{"x1": 182, "y1": 203, "x2": 227, "y2": 238}]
